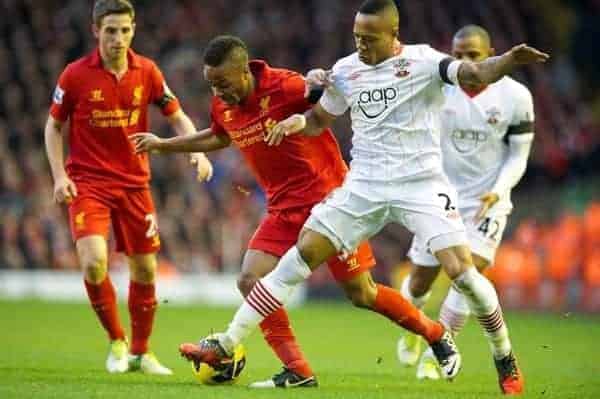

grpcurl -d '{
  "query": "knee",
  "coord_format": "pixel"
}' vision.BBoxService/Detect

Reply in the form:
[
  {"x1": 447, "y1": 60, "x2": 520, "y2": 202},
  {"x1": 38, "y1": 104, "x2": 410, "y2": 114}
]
[
  {"x1": 237, "y1": 272, "x2": 259, "y2": 297},
  {"x1": 81, "y1": 252, "x2": 108, "y2": 283},
  {"x1": 129, "y1": 256, "x2": 157, "y2": 283},
  {"x1": 296, "y1": 229, "x2": 335, "y2": 268},
  {"x1": 438, "y1": 246, "x2": 473, "y2": 280}
]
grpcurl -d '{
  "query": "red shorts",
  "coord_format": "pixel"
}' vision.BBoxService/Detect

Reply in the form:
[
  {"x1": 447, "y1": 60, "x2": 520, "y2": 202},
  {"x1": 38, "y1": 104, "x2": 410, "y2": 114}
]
[
  {"x1": 248, "y1": 205, "x2": 376, "y2": 282},
  {"x1": 68, "y1": 184, "x2": 160, "y2": 255}
]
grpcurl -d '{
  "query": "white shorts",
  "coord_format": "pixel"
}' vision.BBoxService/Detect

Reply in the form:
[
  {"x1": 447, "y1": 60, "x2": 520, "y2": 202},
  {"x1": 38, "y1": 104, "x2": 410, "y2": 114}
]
[
  {"x1": 408, "y1": 205, "x2": 508, "y2": 266},
  {"x1": 304, "y1": 173, "x2": 467, "y2": 256}
]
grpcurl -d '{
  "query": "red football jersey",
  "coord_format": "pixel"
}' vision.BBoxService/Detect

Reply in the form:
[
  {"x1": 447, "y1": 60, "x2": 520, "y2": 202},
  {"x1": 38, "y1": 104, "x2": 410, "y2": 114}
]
[
  {"x1": 50, "y1": 48, "x2": 180, "y2": 188},
  {"x1": 210, "y1": 60, "x2": 347, "y2": 211}
]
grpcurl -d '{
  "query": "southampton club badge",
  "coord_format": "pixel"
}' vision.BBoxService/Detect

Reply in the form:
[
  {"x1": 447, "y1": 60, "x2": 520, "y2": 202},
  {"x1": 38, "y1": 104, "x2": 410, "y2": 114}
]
[
  {"x1": 393, "y1": 58, "x2": 411, "y2": 78},
  {"x1": 486, "y1": 107, "x2": 501, "y2": 125}
]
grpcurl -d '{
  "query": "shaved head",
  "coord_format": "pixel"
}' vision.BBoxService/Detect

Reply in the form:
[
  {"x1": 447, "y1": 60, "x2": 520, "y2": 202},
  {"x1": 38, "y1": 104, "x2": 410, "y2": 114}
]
[
  {"x1": 358, "y1": 0, "x2": 399, "y2": 32},
  {"x1": 203, "y1": 35, "x2": 249, "y2": 68},
  {"x1": 452, "y1": 25, "x2": 495, "y2": 89},
  {"x1": 454, "y1": 25, "x2": 491, "y2": 49},
  {"x1": 203, "y1": 35, "x2": 254, "y2": 105},
  {"x1": 354, "y1": 0, "x2": 399, "y2": 65}
]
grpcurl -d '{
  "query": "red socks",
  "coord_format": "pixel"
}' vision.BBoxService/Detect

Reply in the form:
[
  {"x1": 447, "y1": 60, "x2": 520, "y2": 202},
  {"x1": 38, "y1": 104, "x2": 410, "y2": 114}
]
[
  {"x1": 128, "y1": 280, "x2": 157, "y2": 355},
  {"x1": 84, "y1": 276, "x2": 125, "y2": 341},
  {"x1": 85, "y1": 277, "x2": 157, "y2": 354},
  {"x1": 259, "y1": 308, "x2": 314, "y2": 378},
  {"x1": 373, "y1": 284, "x2": 444, "y2": 344}
]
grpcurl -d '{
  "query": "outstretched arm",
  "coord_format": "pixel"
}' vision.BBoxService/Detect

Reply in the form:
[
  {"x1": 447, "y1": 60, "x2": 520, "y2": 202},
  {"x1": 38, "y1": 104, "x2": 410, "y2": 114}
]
[
  {"x1": 264, "y1": 103, "x2": 338, "y2": 146},
  {"x1": 166, "y1": 110, "x2": 215, "y2": 181},
  {"x1": 131, "y1": 128, "x2": 231, "y2": 154},
  {"x1": 458, "y1": 44, "x2": 549, "y2": 87}
]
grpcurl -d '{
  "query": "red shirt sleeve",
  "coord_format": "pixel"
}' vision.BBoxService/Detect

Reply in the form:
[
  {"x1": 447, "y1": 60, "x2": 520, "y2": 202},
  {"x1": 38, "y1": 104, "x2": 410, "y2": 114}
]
[
  {"x1": 281, "y1": 73, "x2": 309, "y2": 107},
  {"x1": 150, "y1": 63, "x2": 181, "y2": 116},
  {"x1": 49, "y1": 66, "x2": 75, "y2": 122},
  {"x1": 209, "y1": 104, "x2": 228, "y2": 136}
]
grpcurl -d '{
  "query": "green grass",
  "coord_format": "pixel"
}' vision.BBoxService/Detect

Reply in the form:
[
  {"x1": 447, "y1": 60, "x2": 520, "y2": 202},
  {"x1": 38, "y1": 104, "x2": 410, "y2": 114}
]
[{"x1": 1, "y1": 300, "x2": 599, "y2": 399}]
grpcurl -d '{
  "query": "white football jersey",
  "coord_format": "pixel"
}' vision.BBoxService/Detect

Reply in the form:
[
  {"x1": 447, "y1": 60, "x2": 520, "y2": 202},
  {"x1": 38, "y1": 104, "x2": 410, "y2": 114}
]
[
  {"x1": 320, "y1": 45, "x2": 461, "y2": 200},
  {"x1": 440, "y1": 77, "x2": 534, "y2": 214}
]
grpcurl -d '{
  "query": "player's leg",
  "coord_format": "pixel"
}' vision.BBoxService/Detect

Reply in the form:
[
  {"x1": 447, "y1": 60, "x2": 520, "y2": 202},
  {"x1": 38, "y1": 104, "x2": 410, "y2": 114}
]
[
  {"x1": 116, "y1": 188, "x2": 170, "y2": 375},
  {"x1": 416, "y1": 254, "x2": 488, "y2": 380},
  {"x1": 180, "y1": 188, "x2": 386, "y2": 368},
  {"x1": 326, "y1": 241, "x2": 460, "y2": 380},
  {"x1": 396, "y1": 262, "x2": 441, "y2": 367},
  {"x1": 397, "y1": 237, "x2": 441, "y2": 366},
  {"x1": 239, "y1": 249, "x2": 316, "y2": 387},
  {"x1": 435, "y1": 245, "x2": 523, "y2": 393},
  {"x1": 69, "y1": 191, "x2": 127, "y2": 373},
  {"x1": 180, "y1": 227, "x2": 338, "y2": 371},
  {"x1": 436, "y1": 209, "x2": 508, "y2": 337}
]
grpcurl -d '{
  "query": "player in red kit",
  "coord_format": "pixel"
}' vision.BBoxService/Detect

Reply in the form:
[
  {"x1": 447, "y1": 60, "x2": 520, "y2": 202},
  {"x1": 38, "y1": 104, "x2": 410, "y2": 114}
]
[
  {"x1": 43, "y1": 0, "x2": 212, "y2": 375},
  {"x1": 132, "y1": 35, "x2": 460, "y2": 388}
]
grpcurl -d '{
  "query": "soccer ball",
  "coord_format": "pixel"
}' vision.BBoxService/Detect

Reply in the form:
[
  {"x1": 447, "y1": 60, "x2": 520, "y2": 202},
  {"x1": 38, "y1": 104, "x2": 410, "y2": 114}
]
[{"x1": 192, "y1": 338, "x2": 247, "y2": 385}]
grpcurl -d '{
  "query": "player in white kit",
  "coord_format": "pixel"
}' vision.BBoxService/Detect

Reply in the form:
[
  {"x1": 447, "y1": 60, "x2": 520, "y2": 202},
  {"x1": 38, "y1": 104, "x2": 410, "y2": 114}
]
[
  {"x1": 177, "y1": 1, "x2": 548, "y2": 393},
  {"x1": 397, "y1": 25, "x2": 535, "y2": 388}
]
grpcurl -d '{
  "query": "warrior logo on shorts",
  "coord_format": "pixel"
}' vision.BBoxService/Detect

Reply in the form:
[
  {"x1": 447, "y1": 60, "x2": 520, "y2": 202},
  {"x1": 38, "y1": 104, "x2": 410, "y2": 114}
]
[{"x1": 75, "y1": 212, "x2": 85, "y2": 230}]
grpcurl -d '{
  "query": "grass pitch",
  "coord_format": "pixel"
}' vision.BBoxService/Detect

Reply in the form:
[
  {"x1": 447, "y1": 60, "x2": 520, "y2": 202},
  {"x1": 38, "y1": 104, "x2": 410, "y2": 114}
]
[{"x1": 1, "y1": 300, "x2": 599, "y2": 399}]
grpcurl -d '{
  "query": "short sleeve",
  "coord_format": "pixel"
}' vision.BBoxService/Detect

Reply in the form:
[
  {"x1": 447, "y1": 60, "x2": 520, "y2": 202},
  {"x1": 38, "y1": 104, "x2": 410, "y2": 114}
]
[
  {"x1": 209, "y1": 104, "x2": 227, "y2": 136},
  {"x1": 49, "y1": 67, "x2": 75, "y2": 122},
  {"x1": 150, "y1": 63, "x2": 181, "y2": 116},
  {"x1": 319, "y1": 79, "x2": 348, "y2": 116},
  {"x1": 281, "y1": 73, "x2": 308, "y2": 105},
  {"x1": 423, "y1": 46, "x2": 462, "y2": 85},
  {"x1": 508, "y1": 87, "x2": 535, "y2": 135}
]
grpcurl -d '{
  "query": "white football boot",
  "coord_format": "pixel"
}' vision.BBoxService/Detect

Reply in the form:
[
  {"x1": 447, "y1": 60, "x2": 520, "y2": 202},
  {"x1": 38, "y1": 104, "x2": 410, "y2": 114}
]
[
  {"x1": 106, "y1": 339, "x2": 129, "y2": 373},
  {"x1": 129, "y1": 352, "x2": 173, "y2": 375}
]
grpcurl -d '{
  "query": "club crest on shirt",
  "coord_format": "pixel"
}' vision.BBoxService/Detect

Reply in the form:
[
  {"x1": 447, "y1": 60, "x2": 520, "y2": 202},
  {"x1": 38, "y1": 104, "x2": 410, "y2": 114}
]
[
  {"x1": 89, "y1": 89, "x2": 104, "y2": 102},
  {"x1": 393, "y1": 58, "x2": 411, "y2": 78},
  {"x1": 259, "y1": 96, "x2": 270, "y2": 116},
  {"x1": 132, "y1": 85, "x2": 143, "y2": 106},
  {"x1": 486, "y1": 107, "x2": 501, "y2": 125}
]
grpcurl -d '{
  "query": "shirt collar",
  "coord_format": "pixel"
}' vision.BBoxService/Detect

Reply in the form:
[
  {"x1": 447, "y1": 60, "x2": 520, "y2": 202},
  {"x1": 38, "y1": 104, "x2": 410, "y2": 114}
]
[
  {"x1": 239, "y1": 60, "x2": 270, "y2": 106},
  {"x1": 88, "y1": 47, "x2": 142, "y2": 69}
]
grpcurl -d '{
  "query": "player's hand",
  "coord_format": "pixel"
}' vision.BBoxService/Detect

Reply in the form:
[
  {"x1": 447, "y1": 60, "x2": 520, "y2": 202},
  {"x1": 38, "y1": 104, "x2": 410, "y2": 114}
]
[
  {"x1": 130, "y1": 132, "x2": 163, "y2": 154},
  {"x1": 507, "y1": 44, "x2": 549, "y2": 65},
  {"x1": 53, "y1": 175, "x2": 77, "y2": 204},
  {"x1": 190, "y1": 152, "x2": 213, "y2": 182},
  {"x1": 475, "y1": 192, "x2": 499, "y2": 221},
  {"x1": 305, "y1": 68, "x2": 332, "y2": 95},
  {"x1": 265, "y1": 114, "x2": 307, "y2": 146}
]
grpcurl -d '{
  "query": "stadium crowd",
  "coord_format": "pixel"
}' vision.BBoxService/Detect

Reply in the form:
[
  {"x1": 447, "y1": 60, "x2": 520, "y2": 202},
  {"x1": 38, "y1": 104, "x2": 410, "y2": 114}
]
[{"x1": 1, "y1": 0, "x2": 599, "y2": 308}]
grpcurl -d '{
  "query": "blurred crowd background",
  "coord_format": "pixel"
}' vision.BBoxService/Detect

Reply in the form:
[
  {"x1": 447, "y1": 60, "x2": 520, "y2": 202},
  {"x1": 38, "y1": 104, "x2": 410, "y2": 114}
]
[{"x1": 0, "y1": 0, "x2": 599, "y2": 311}]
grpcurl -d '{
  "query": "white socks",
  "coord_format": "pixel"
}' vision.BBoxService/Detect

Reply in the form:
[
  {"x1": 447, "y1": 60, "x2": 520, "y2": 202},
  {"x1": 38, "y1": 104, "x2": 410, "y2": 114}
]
[
  {"x1": 224, "y1": 246, "x2": 312, "y2": 349},
  {"x1": 453, "y1": 267, "x2": 511, "y2": 359},
  {"x1": 439, "y1": 285, "x2": 471, "y2": 336}
]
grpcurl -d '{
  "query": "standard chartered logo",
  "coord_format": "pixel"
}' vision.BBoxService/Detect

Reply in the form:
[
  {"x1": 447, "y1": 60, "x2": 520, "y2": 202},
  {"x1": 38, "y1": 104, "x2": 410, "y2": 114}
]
[
  {"x1": 355, "y1": 86, "x2": 398, "y2": 119},
  {"x1": 451, "y1": 129, "x2": 488, "y2": 153}
]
